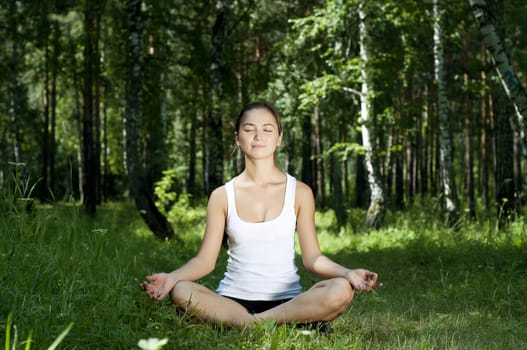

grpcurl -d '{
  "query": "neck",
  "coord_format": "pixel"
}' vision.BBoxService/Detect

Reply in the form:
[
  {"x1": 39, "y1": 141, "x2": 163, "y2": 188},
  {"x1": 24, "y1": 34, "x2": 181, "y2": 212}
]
[{"x1": 242, "y1": 158, "x2": 283, "y2": 184}]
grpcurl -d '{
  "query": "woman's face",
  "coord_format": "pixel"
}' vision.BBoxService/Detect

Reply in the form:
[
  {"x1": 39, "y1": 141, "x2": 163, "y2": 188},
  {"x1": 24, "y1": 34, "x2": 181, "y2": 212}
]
[{"x1": 235, "y1": 107, "x2": 282, "y2": 159}]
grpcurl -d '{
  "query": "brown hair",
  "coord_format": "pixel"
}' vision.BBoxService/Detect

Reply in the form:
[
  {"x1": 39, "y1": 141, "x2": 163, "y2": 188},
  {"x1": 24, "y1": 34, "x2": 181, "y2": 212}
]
[{"x1": 235, "y1": 101, "x2": 282, "y2": 135}]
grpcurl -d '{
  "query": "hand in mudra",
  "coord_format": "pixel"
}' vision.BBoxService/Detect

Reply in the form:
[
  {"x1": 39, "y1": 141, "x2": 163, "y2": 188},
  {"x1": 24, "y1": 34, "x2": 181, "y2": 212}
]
[
  {"x1": 140, "y1": 273, "x2": 176, "y2": 302},
  {"x1": 347, "y1": 269, "x2": 383, "y2": 291}
]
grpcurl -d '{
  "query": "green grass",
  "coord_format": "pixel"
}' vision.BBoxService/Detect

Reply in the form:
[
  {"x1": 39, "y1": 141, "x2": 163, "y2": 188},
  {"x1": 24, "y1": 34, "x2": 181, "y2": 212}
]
[{"x1": 1, "y1": 200, "x2": 526, "y2": 349}]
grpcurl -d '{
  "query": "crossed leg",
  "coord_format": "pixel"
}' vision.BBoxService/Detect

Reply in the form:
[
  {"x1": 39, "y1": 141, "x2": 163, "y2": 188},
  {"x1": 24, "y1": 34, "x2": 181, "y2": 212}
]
[{"x1": 170, "y1": 277, "x2": 354, "y2": 328}]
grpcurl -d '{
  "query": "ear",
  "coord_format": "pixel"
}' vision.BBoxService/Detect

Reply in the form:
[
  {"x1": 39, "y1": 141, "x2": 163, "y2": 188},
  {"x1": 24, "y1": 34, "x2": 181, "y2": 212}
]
[{"x1": 234, "y1": 132, "x2": 240, "y2": 145}]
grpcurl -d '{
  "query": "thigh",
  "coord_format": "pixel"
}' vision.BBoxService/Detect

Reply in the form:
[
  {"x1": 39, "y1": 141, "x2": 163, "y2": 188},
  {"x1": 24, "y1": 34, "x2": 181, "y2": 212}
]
[
  {"x1": 254, "y1": 278, "x2": 353, "y2": 324},
  {"x1": 170, "y1": 281, "x2": 237, "y2": 308}
]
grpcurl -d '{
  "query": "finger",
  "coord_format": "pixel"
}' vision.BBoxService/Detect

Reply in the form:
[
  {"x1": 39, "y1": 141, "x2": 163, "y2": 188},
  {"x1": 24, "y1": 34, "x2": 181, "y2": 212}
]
[
  {"x1": 141, "y1": 283, "x2": 153, "y2": 293},
  {"x1": 360, "y1": 280, "x2": 370, "y2": 291},
  {"x1": 146, "y1": 275, "x2": 156, "y2": 282},
  {"x1": 141, "y1": 282, "x2": 152, "y2": 292},
  {"x1": 367, "y1": 272, "x2": 378, "y2": 282}
]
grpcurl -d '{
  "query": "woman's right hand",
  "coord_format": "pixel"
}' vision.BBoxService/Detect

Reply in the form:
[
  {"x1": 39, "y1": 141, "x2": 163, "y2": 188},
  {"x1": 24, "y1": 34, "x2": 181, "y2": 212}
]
[{"x1": 140, "y1": 272, "x2": 177, "y2": 302}]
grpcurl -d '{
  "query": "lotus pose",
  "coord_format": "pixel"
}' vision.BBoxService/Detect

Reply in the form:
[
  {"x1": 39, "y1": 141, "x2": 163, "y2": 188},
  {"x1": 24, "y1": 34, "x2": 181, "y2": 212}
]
[{"x1": 141, "y1": 101, "x2": 382, "y2": 328}]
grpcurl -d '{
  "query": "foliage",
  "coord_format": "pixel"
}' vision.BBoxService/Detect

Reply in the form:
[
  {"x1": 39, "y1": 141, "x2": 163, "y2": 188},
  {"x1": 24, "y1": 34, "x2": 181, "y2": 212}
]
[
  {"x1": 154, "y1": 169, "x2": 206, "y2": 230},
  {"x1": 0, "y1": 163, "x2": 40, "y2": 214},
  {"x1": 1, "y1": 0, "x2": 527, "y2": 234},
  {"x1": 1, "y1": 199, "x2": 526, "y2": 349}
]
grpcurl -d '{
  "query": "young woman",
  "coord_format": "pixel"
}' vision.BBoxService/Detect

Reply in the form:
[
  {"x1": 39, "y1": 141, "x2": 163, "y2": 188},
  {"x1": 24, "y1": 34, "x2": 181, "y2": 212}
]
[{"x1": 140, "y1": 101, "x2": 382, "y2": 328}]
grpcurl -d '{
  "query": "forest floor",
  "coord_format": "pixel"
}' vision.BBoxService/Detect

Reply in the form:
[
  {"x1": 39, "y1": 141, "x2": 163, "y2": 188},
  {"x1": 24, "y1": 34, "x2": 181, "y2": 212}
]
[{"x1": 1, "y1": 200, "x2": 526, "y2": 349}]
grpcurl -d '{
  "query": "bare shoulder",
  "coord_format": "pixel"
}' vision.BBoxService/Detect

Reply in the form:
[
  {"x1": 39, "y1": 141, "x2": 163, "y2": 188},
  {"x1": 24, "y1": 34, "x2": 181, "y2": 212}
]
[
  {"x1": 209, "y1": 185, "x2": 227, "y2": 199},
  {"x1": 294, "y1": 179, "x2": 315, "y2": 212},
  {"x1": 207, "y1": 185, "x2": 228, "y2": 213},
  {"x1": 295, "y1": 179, "x2": 314, "y2": 198}
]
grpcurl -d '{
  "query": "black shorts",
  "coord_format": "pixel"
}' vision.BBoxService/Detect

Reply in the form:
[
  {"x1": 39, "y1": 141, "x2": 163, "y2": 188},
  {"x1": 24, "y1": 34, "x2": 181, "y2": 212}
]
[{"x1": 225, "y1": 296, "x2": 292, "y2": 314}]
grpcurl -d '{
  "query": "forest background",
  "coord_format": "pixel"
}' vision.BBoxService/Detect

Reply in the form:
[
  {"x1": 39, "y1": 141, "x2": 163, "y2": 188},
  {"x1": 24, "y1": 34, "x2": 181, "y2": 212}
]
[
  {"x1": 1, "y1": 0, "x2": 527, "y2": 349},
  {"x1": 2, "y1": 0, "x2": 527, "y2": 230}
]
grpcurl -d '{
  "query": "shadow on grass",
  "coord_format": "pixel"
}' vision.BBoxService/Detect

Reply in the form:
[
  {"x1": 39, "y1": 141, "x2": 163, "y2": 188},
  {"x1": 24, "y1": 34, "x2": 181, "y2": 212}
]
[{"x1": 320, "y1": 236, "x2": 527, "y2": 348}]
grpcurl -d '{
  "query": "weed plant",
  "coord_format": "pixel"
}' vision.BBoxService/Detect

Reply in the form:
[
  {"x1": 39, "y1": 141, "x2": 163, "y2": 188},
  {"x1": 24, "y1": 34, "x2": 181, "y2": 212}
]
[{"x1": 1, "y1": 192, "x2": 526, "y2": 348}]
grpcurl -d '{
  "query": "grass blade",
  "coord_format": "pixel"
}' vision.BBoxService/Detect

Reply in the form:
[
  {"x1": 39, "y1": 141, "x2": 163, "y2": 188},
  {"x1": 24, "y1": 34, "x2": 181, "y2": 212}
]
[
  {"x1": 46, "y1": 323, "x2": 74, "y2": 350},
  {"x1": 5, "y1": 313, "x2": 12, "y2": 350},
  {"x1": 23, "y1": 330, "x2": 33, "y2": 350}
]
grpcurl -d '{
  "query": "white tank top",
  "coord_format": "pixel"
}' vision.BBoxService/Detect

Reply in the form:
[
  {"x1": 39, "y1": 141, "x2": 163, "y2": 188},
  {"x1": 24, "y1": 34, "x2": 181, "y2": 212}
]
[{"x1": 216, "y1": 173, "x2": 303, "y2": 300}]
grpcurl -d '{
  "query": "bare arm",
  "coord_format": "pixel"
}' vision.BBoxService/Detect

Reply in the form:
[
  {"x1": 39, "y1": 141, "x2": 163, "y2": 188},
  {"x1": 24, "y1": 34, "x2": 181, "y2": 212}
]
[
  {"x1": 295, "y1": 181, "x2": 382, "y2": 291},
  {"x1": 141, "y1": 186, "x2": 227, "y2": 300}
]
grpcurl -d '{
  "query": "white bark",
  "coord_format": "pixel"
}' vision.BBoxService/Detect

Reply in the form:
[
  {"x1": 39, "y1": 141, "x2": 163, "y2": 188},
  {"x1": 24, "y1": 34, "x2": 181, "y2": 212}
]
[
  {"x1": 434, "y1": 0, "x2": 459, "y2": 223},
  {"x1": 359, "y1": 4, "x2": 384, "y2": 228},
  {"x1": 469, "y1": 0, "x2": 527, "y2": 154}
]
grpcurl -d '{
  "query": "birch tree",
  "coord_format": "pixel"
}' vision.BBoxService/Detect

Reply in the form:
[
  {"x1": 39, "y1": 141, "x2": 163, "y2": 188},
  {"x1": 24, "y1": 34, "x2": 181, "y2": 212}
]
[
  {"x1": 7, "y1": 0, "x2": 25, "y2": 165},
  {"x1": 433, "y1": 0, "x2": 459, "y2": 225},
  {"x1": 469, "y1": 0, "x2": 527, "y2": 153},
  {"x1": 359, "y1": 3, "x2": 385, "y2": 228}
]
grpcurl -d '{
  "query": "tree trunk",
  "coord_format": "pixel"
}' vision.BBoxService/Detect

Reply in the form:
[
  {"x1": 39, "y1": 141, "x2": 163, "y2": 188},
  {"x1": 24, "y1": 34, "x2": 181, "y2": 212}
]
[
  {"x1": 359, "y1": 4, "x2": 385, "y2": 228},
  {"x1": 42, "y1": 40, "x2": 50, "y2": 198},
  {"x1": 187, "y1": 110, "x2": 198, "y2": 196},
  {"x1": 331, "y1": 121, "x2": 346, "y2": 226},
  {"x1": 285, "y1": 131, "x2": 295, "y2": 176},
  {"x1": 314, "y1": 104, "x2": 325, "y2": 206},
  {"x1": 8, "y1": 0, "x2": 24, "y2": 165},
  {"x1": 124, "y1": 0, "x2": 174, "y2": 240},
  {"x1": 144, "y1": 31, "x2": 168, "y2": 199},
  {"x1": 513, "y1": 130, "x2": 522, "y2": 201},
  {"x1": 469, "y1": 0, "x2": 527, "y2": 154},
  {"x1": 65, "y1": 17, "x2": 83, "y2": 203},
  {"x1": 480, "y1": 49, "x2": 490, "y2": 210},
  {"x1": 205, "y1": 0, "x2": 229, "y2": 195},
  {"x1": 420, "y1": 84, "x2": 430, "y2": 198},
  {"x1": 463, "y1": 22, "x2": 476, "y2": 219},
  {"x1": 330, "y1": 152, "x2": 345, "y2": 226},
  {"x1": 73, "y1": 50, "x2": 83, "y2": 204},
  {"x1": 395, "y1": 142, "x2": 404, "y2": 210},
  {"x1": 101, "y1": 78, "x2": 109, "y2": 200},
  {"x1": 301, "y1": 113, "x2": 314, "y2": 189},
  {"x1": 405, "y1": 139, "x2": 415, "y2": 202},
  {"x1": 488, "y1": 0, "x2": 516, "y2": 222},
  {"x1": 494, "y1": 87, "x2": 516, "y2": 220},
  {"x1": 82, "y1": 0, "x2": 98, "y2": 215},
  {"x1": 354, "y1": 131, "x2": 367, "y2": 208},
  {"x1": 434, "y1": 0, "x2": 459, "y2": 225},
  {"x1": 463, "y1": 88, "x2": 476, "y2": 219},
  {"x1": 384, "y1": 116, "x2": 394, "y2": 198},
  {"x1": 94, "y1": 41, "x2": 102, "y2": 205},
  {"x1": 50, "y1": 21, "x2": 59, "y2": 196}
]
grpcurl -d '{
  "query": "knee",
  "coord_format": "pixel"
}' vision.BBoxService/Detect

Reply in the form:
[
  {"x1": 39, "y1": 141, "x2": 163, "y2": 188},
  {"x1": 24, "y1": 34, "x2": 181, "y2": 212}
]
[
  {"x1": 170, "y1": 280, "x2": 192, "y2": 307},
  {"x1": 327, "y1": 278, "x2": 354, "y2": 310}
]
